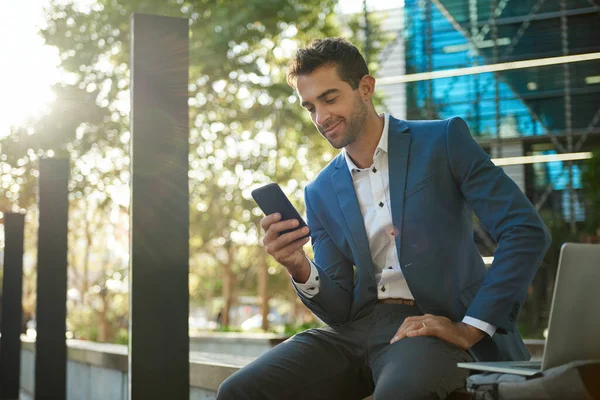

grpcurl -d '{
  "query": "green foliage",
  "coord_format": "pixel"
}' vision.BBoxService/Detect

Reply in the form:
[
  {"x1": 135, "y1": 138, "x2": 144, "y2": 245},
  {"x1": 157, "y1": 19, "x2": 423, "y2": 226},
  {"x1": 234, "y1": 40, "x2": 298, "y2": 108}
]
[
  {"x1": 519, "y1": 207, "x2": 580, "y2": 338},
  {"x1": 215, "y1": 325, "x2": 243, "y2": 333},
  {"x1": 114, "y1": 328, "x2": 129, "y2": 345},
  {"x1": 518, "y1": 150, "x2": 600, "y2": 339},
  {"x1": 516, "y1": 321, "x2": 544, "y2": 340},
  {"x1": 582, "y1": 149, "x2": 600, "y2": 235},
  {"x1": 283, "y1": 321, "x2": 324, "y2": 336},
  {"x1": 68, "y1": 307, "x2": 100, "y2": 341},
  {"x1": 0, "y1": 0, "x2": 389, "y2": 340}
]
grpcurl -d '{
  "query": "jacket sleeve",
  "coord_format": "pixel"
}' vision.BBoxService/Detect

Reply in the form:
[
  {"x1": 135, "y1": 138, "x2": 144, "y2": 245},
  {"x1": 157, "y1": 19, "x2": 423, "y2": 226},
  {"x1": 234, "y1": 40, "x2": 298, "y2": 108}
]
[
  {"x1": 445, "y1": 117, "x2": 551, "y2": 333},
  {"x1": 295, "y1": 186, "x2": 354, "y2": 325}
]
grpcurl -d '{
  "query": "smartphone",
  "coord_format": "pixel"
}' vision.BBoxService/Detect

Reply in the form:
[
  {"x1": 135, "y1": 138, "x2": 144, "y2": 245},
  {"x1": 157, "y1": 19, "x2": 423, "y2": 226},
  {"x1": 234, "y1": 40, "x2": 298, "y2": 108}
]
[{"x1": 251, "y1": 183, "x2": 309, "y2": 239}]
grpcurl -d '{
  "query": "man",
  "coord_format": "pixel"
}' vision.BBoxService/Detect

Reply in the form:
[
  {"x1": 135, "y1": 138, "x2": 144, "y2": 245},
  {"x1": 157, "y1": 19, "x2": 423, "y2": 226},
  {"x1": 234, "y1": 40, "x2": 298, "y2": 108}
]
[{"x1": 218, "y1": 38, "x2": 551, "y2": 399}]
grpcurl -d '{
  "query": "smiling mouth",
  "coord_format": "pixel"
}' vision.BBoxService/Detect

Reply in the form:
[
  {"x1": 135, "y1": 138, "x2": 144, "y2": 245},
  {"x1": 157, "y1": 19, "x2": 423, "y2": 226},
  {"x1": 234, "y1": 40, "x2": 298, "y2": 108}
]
[{"x1": 324, "y1": 121, "x2": 342, "y2": 135}]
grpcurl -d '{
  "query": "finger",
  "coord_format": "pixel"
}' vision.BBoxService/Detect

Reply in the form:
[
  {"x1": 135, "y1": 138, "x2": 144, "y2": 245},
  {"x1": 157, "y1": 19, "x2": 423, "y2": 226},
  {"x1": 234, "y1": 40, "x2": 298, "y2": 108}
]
[
  {"x1": 395, "y1": 315, "x2": 429, "y2": 335},
  {"x1": 391, "y1": 321, "x2": 432, "y2": 343},
  {"x1": 406, "y1": 326, "x2": 435, "y2": 338},
  {"x1": 390, "y1": 314, "x2": 439, "y2": 344},
  {"x1": 266, "y1": 226, "x2": 309, "y2": 256},
  {"x1": 272, "y1": 226, "x2": 310, "y2": 250},
  {"x1": 402, "y1": 314, "x2": 433, "y2": 324},
  {"x1": 390, "y1": 322, "x2": 418, "y2": 343},
  {"x1": 393, "y1": 321, "x2": 411, "y2": 338},
  {"x1": 260, "y1": 213, "x2": 281, "y2": 231},
  {"x1": 399, "y1": 315, "x2": 440, "y2": 334},
  {"x1": 270, "y1": 219, "x2": 301, "y2": 237},
  {"x1": 272, "y1": 236, "x2": 310, "y2": 261},
  {"x1": 263, "y1": 219, "x2": 301, "y2": 245}
]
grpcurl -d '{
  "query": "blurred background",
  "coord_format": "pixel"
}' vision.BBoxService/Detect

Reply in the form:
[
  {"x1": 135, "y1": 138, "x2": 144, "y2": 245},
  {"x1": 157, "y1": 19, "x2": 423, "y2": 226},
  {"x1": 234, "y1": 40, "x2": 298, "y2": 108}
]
[{"x1": 0, "y1": 0, "x2": 598, "y2": 345}]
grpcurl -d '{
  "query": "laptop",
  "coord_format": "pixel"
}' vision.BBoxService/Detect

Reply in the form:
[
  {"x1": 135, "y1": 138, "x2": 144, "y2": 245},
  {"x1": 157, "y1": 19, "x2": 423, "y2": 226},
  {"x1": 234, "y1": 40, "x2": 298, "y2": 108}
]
[{"x1": 457, "y1": 243, "x2": 600, "y2": 376}]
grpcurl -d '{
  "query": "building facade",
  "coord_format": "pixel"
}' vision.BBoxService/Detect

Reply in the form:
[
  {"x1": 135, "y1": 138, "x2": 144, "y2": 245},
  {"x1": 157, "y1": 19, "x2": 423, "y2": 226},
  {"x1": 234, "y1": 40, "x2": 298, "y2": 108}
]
[{"x1": 375, "y1": 0, "x2": 600, "y2": 254}]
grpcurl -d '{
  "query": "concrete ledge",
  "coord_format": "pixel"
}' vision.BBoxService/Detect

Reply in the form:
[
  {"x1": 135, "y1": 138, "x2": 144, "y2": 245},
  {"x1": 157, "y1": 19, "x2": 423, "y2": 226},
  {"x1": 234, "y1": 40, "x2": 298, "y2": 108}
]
[
  {"x1": 190, "y1": 362, "x2": 241, "y2": 392},
  {"x1": 68, "y1": 340, "x2": 128, "y2": 372},
  {"x1": 190, "y1": 332, "x2": 287, "y2": 358},
  {"x1": 22, "y1": 336, "x2": 128, "y2": 372},
  {"x1": 20, "y1": 336, "x2": 547, "y2": 397},
  {"x1": 20, "y1": 336, "x2": 257, "y2": 392},
  {"x1": 191, "y1": 331, "x2": 287, "y2": 343}
]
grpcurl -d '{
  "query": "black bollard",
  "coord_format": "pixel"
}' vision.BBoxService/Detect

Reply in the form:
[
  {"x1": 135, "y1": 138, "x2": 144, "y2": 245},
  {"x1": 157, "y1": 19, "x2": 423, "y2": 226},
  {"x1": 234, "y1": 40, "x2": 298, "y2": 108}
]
[
  {"x1": 129, "y1": 14, "x2": 190, "y2": 400},
  {"x1": 0, "y1": 212, "x2": 25, "y2": 400},
  {"x1": 35, "y1": 158, "x2": 69, "y2": 400}
]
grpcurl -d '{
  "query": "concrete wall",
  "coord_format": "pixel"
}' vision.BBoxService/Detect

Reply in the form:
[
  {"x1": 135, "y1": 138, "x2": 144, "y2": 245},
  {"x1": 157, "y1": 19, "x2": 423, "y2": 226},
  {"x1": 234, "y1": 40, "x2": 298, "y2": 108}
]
[{"x1": 19, "y1": 337, "x2": 248, "y2": 400}]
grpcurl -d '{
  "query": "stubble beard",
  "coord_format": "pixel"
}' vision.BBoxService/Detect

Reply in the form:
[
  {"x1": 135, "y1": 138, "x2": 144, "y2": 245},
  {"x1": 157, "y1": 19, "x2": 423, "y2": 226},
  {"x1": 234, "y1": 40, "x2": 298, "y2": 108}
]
[{"x1": 321, "y1": 97, "x2": 369, "y2": 150}]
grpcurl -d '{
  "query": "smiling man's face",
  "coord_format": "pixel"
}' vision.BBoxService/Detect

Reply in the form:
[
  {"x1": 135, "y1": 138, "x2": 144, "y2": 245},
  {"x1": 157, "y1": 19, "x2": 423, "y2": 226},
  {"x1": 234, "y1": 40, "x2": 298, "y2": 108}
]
[{"x1": 296, "y1": 64, "x2": 369, "y2": 149}]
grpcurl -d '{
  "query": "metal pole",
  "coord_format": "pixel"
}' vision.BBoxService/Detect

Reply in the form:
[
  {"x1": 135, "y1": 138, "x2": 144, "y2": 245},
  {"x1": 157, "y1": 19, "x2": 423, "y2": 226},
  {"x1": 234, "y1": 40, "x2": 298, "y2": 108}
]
[
  {"x1": 0, "y1": 213, "x2": 25, "y2": 400},
  {"x1": 469, "y1": 0, "x2": 481, "y2": 135},
  {"x1": 363, "y1": 0, "x2": 371, "y2": 65},
  {"x1": 129, "y1": 14, "x2": 190, "y2": 400},
  {"x1": 426, "y1": 0, "x2": 434, "y2": 119},
  {"x1": 491, "y1": 0, "x2": 502, "y2": 156},
  {"x1": 560, "y1": 0, "x2": 576, "y2": 233},
  {"x1": 35, "y1": 158, "x2": 69, "y2": 400}
]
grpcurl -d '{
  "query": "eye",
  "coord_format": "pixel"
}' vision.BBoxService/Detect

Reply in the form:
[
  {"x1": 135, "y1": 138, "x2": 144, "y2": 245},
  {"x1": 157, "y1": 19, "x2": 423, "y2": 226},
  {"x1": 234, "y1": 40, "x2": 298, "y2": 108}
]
[
  {"x1": 325, "y1": 98, "x2": 337, "y2": 104},
  {"x1": 307, "y1": 108, "x2": 315, "y2": 114}
]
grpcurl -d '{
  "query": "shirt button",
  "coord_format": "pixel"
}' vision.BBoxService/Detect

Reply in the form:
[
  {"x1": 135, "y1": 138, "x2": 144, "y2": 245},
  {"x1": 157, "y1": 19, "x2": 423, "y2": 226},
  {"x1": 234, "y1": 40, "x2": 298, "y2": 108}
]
[
  {"x1": 315, "y1": 276, "x2": 319, "y2": 281},
  {"x1": 388, "y1": 266, "x2": 393, "y2": 270},
  {"x1": 381, "y1": 286, "x2": 386, "y2": 292},
  {"x1": 373, "y1": 168, "x2": 378, "y2": 173},
  {"x1": 379, "y1": 202, "x2": 384, "y2": 207}
]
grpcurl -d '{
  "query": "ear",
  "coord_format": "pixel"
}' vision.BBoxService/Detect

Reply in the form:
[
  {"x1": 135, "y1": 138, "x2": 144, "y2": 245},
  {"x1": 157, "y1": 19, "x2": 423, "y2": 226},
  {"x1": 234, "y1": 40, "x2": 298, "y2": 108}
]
[{"x1": 358, "y1": 75, "x2": 376, "y2": 100}]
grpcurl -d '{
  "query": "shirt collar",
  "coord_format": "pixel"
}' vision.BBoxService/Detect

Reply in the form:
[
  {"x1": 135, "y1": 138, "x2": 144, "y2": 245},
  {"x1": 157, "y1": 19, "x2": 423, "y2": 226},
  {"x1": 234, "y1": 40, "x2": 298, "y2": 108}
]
[{"x1": 344, "y1": 113, "x2": 389, "y2": 173}]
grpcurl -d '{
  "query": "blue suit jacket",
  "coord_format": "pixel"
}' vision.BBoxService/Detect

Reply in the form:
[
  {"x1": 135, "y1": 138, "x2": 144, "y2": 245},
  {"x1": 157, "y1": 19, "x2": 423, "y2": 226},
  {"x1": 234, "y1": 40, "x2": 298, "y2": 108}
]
[{"x1": 299, "y1": 116, "x2": 551, "y2": 362}]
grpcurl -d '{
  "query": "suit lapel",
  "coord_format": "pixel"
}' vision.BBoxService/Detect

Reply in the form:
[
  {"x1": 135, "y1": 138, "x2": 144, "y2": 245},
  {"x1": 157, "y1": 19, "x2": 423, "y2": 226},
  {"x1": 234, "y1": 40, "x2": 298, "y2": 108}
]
[
  {"x1": 331, "y1": 156, "x2": 371, "y2": 268},
  {"x1": 387, "y1": 117, "x2": 411, "y2": 261}
]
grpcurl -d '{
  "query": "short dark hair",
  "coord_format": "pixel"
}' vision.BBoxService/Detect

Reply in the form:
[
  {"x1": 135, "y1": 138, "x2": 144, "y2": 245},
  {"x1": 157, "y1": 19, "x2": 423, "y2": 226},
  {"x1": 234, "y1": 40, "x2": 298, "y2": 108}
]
[{"x1": 286, "y1": 38, "x2": 369, "y2": 90}]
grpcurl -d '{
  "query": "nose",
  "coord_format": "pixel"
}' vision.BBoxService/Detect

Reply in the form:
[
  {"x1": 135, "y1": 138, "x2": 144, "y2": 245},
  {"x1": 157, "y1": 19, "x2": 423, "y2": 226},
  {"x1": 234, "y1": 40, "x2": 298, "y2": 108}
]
[{"x1": 315, "y1": 107, "x2": 331, "y2": 127}]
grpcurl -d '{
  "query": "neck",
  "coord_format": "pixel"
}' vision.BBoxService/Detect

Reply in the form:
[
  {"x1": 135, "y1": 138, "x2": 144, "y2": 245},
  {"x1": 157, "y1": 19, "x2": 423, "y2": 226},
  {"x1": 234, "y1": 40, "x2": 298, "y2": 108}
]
[{"x1": 345, "y1": 111, "x2": 384, "y2": 169}]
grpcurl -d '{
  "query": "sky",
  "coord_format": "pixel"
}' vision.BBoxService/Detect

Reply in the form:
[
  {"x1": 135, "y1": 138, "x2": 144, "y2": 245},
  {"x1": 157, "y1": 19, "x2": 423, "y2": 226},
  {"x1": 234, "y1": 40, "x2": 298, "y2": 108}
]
[{"x1": 0, "y1": 0, "x2": 399, "y2": 139}]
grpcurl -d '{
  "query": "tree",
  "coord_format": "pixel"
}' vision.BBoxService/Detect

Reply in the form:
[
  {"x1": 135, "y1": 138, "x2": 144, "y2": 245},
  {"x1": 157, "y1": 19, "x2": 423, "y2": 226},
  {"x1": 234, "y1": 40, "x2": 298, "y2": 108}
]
[
  {"x1": 0, "y1": 0, "x2": 389, "y2": 337},
  {"x1": 582, "y1": 149, "x2": 600, "y2": 238}
]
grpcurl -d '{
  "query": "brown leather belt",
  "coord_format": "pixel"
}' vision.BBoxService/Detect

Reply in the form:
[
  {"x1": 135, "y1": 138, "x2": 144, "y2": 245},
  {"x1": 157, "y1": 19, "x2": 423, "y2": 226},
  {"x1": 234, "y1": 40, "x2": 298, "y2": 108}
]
[{"x1": 378, "y1": 298, "x2": 416, "y2": 306}]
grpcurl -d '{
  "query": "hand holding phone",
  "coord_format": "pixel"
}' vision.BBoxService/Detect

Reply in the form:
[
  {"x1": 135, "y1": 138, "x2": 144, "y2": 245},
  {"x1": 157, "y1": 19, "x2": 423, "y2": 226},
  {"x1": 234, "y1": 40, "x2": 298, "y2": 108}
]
[
  {"x1": 251, "y1": 183, "x2": 311, "y2": 281},
  {"x1": 251, "y1": 183, "x2": 309, "y2": 238}
]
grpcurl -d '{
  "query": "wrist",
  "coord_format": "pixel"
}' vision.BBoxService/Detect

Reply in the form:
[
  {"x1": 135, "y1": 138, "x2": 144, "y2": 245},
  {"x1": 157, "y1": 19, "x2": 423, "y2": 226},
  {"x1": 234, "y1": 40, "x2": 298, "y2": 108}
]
[
  {"x1": 289, "y1": 258, "x2": 311, "y2": 283},
  {"x1": 461, "y1": 322, "x2": 485, "y2": 347}
]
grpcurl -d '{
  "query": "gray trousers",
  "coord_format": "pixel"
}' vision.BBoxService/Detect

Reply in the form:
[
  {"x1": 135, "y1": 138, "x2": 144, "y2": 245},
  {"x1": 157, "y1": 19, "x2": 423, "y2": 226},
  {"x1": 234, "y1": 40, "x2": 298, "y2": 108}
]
[{"x1": 217, "y1": 303, "x2": 472, "y2": 400}]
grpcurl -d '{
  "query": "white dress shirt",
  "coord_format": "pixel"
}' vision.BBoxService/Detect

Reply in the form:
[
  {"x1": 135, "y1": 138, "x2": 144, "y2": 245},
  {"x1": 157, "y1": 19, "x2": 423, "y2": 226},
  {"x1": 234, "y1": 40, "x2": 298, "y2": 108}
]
[{"x1": 294, "y1": 114, "x2": 496, "y2": 337}]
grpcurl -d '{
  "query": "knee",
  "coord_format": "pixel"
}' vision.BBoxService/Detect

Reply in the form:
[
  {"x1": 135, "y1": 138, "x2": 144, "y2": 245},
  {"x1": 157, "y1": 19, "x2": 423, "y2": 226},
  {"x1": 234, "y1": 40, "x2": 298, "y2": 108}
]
[
  {"x1": 216, "y1": 370, "x2": 252, "y2": 400},
  {"x1": 373, "y1": 378, "x2": 439, "y2": 400},
  {"x1": 373, "y1": 368, "x2": 468, "y2": 400},
  {"x1": 373, "y1": 366, "x2": 456, "y2": 400}
]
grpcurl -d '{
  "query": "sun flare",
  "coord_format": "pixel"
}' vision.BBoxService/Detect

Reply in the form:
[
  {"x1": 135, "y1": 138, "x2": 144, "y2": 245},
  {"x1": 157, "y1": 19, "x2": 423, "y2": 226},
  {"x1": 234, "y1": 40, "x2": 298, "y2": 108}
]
[{"x1": 0, "y1": 0, "x2": 60, "y2": 139}]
